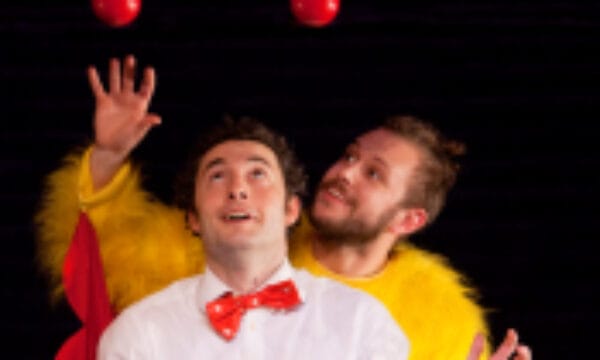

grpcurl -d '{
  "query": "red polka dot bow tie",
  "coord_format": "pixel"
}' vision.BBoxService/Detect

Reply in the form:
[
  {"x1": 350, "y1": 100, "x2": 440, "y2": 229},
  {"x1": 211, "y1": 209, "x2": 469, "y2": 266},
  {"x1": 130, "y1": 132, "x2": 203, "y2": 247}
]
[{"x1": 206, "y1": 279, "x2": 301, "y2": 341}]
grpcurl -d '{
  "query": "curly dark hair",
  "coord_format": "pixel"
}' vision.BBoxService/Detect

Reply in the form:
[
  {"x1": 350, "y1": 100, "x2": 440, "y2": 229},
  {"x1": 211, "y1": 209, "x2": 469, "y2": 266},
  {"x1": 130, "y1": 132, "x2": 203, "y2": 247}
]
[
  {"x1": 383, "y1": 115, "x2": 466, "y2": 225},
  {"x1": 174, "y1": 116, "x2": 307, "y2": 213}
]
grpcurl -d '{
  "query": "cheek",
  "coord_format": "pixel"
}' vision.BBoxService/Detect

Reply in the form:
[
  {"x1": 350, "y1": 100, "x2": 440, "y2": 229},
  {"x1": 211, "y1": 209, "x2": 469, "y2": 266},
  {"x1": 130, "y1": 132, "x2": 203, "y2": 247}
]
[
  {"x1": 255, "y1": 187, "x2": 287, "y2": 211},
  {"x1": 260, "y1": 191, "x2": 284, "y2": 210},
  {"x1": 198, "y1": 179, "x2": 228, "y2": 198},
  {"x1": 356, "y1": 192, "x2": 387, "y2": 214},
  {"x1": 194, "y1": 188, "x2": 205, "y2": 209},
  {"x1": 194, "y1": 187, "x2": 221, "y2": 214}
]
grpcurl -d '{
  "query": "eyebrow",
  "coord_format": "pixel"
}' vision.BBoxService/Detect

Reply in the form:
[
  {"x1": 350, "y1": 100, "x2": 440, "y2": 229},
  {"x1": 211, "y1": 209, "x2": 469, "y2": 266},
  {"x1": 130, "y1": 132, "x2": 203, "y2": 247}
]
[
  {"x1": 372, "y1": 155, "x2": 389, "y2": 169},
  {"x1": 247, "y1": 155, "x2": 273, "y2": 168},
  {"x1": 201, "y1": 155, "x2": 273, "y2": 174},
  {"x1": 351, "y1": 141, "x2": 389, "y2": 170}
]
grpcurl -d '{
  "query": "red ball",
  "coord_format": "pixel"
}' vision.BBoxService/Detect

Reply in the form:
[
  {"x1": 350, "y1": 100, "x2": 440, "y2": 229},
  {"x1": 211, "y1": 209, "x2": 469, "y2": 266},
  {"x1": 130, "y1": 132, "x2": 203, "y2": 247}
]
[
  {"x1": 290, "y1": 0, "x2": 340, "y2": 28},
  {"x1": 91, "y1": 0, "x2": 142, "y2": 27}
]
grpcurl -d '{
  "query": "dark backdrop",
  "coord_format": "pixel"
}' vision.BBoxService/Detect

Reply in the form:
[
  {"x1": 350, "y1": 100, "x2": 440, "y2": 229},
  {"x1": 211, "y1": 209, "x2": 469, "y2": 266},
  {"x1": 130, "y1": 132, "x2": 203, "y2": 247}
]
[{"x1": 2, "y1": 0, "x2": 598, "y2": 358}]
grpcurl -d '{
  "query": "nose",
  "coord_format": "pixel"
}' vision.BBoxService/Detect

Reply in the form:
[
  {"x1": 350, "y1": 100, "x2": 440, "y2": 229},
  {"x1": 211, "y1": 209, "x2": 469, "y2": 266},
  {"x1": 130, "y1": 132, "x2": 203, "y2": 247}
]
[
  {"x1": 228, "y1": 174, "x2": 248, "y2": 200},
  {"x1": 228, "y1": 189, "x2": 248, "y2": 200},
  {"x1": 336, "y1": 162, "x2": 358, "y2": 185}
]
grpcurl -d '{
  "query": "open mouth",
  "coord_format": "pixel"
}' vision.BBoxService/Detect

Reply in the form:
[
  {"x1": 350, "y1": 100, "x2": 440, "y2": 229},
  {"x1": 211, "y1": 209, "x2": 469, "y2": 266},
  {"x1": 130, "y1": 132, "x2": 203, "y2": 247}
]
[
  {"x1": 327, "y1": 187, "x2": 344, "y2": 201},
  {"x1": 223, "y1": 212, "x2": 252, "y2": 221},
  {"x1": 317, "y1": 183, "x2": 355, "y2": 209}
]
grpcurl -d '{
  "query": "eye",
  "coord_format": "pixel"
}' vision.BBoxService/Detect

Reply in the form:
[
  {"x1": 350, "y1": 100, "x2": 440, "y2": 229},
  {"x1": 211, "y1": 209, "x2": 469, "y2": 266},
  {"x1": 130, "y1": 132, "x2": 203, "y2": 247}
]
[
  {"x1": 209, "y1": 171, "x2": 224, "y2": 182},
  {"x1": 343, "y1": 151, "x2": 357, "y2": 163},
  {"x1": 366, "y1": 167, "x2": 381, "y2": 181},
  {"x1": 251, "y1": 168, "x2": 266, "y2": 179}
]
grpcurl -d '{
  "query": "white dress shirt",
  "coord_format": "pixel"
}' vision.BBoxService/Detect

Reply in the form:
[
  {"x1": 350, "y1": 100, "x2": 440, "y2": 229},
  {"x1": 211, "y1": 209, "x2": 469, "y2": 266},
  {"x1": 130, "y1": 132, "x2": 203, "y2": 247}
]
[{"x1": 98, "y1": 260, "x2": 409, "y2": 359}]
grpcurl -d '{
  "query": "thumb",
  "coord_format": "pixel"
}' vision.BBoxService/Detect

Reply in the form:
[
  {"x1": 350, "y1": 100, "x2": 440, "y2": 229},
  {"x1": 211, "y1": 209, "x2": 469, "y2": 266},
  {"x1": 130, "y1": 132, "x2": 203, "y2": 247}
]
[
  {"x1": 130, "y1": 113, "x2": 161, "y2": 146},
  {"x1": 144, "y1": 113, "x2": 162, "y2": 126}
]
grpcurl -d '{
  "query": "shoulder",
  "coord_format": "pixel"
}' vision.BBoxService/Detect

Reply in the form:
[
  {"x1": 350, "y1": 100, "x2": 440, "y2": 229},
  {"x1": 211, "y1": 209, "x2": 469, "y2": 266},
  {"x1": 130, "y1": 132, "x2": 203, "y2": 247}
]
[
  {"x1": 375, "y1": 242, "x2": 487, "y2": 332},
  {"x1": 387, "y1": 242, "x2": 478, "y2": 297},
  {"x1": 115, "y1": 274, "x2": 201, "y2": 321},
  {"x1": 294, "y1": 269, "x2": 386, "y2": 312},
  {"x1": 293, "y1": 268, "x2": 399, "y2": 324},
  {"x1": 99, "y1": 274, "x2": 205, "y2": 357},
  {"x1": 383, "y1": 244, "x2": 490, "y2": 358},
  {"x1": 294, "y1": 269, "x2": 410, "y2": 357}
]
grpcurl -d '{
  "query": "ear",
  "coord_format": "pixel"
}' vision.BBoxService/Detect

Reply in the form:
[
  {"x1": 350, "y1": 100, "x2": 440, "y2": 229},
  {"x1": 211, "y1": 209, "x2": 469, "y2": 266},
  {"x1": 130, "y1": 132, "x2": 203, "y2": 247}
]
[
  {"x1": 284, "y1": 195, "x2": 302, "y2": 227},
  {"x1": 387, "y1": 208, "x2": 428, "y2": 236},
  {"x1": 187, "y1": 210, "x2": 202, "y2": 235}
]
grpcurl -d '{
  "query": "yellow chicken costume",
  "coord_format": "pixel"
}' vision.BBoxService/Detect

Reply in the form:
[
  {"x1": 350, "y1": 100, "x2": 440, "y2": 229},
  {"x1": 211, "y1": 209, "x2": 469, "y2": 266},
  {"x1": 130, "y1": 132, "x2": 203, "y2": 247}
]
[{"x1": 35, "y1": 147, "x2": 490, "y2": 359}]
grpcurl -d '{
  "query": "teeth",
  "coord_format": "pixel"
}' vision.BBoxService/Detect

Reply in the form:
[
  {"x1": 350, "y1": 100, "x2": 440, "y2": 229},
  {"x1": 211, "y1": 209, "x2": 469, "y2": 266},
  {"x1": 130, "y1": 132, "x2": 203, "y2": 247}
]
[
  {"x1": 328, "y1": 188, "x2": 343, "y2": 200},
  {"x1": 227, "y1": 213, "x2": 250, "y2": 220}
]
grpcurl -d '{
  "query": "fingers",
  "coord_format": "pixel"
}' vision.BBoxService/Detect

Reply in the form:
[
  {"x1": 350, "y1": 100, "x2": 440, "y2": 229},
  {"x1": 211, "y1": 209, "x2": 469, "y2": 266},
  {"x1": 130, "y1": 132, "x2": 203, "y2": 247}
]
[
  {"x1": 87, "y1": 66, "x2": 105, "y2": 98},
  {"x1": 92, "y1": 55, "x2": 154, "y2": 97},
  {"x1": 466, "y1": 333, "x2": 485, "y2": 360},
  {"x1": 109, "y1": 57, "x2": 121, "y2": 94},
  {"x1": 139, "y1": 66, "x2": 156, "y2": 99},
  {"x1": 490, "y1": 328, "x2": 518, "y2": 360},
  {"x1": 514, "y1": 345, "x2": 532, "y2": 360},
  {"x1": 122, "y1": 55, "x2": 136, "y2": 93}
]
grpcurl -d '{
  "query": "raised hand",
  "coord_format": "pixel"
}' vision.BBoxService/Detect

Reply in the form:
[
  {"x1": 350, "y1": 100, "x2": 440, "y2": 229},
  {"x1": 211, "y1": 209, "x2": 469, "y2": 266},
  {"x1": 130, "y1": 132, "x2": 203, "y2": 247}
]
[
  {"x1": 467, "y1": 329, "x2": 531, "y2": 360},
  {"x1": 87, "y1": 55, "x2": 161, "y2": 189}
]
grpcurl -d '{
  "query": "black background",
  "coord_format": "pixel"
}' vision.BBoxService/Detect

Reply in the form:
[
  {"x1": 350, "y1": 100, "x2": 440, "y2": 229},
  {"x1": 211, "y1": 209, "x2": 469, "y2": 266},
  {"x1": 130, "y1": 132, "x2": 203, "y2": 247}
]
[{"x1": 2, "y1": 0, "x2": 598, "y2": 358}]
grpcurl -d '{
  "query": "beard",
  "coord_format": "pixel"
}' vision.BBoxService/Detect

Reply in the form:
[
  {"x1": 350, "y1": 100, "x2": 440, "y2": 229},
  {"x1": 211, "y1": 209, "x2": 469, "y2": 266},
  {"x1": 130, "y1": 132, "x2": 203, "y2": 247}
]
[{"x1": 308, "y1": 197, "x2": 400, "y2": 246}]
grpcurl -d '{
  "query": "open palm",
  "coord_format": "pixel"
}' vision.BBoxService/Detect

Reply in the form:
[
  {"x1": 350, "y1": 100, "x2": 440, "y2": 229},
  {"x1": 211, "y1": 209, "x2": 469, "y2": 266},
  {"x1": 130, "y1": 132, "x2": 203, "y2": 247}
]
[{"x1": 88, "y1": 55, "x2": 161, "y2": 158}]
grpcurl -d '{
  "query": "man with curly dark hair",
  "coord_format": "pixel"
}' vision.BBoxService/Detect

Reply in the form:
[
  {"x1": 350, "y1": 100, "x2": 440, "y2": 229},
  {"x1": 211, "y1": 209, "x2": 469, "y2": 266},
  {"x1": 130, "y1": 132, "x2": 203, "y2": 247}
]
[{"x1": 95, "y1": 114, "x2": 409, "y2": 358}]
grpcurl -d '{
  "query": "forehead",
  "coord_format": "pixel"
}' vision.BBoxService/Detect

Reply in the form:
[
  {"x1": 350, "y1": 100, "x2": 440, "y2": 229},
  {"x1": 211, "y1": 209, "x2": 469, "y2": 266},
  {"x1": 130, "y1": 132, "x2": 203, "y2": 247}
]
[
  {"x1": 199, "y1": 140, "x2": 281, "y2": 171},
  {"x1": 354, "y1": 128, "x2": 422, "y2": 171}
]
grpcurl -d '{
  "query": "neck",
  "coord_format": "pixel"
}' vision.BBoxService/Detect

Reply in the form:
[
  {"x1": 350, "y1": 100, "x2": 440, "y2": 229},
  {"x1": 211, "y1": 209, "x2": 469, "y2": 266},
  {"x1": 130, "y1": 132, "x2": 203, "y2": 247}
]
[
  {"x1": 312, "y1": 232, "x2": 396, "y2": 278},
  {"x1": 207, "y1": 249, "x2": 286, "y2": 294}
]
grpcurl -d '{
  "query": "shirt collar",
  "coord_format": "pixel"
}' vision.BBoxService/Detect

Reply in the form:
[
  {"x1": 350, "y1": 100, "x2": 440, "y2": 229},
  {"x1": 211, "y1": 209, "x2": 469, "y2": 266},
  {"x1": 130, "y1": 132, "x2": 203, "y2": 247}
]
[{"x1": 196, "y1": 259, "x2": 303, "y2": 313}]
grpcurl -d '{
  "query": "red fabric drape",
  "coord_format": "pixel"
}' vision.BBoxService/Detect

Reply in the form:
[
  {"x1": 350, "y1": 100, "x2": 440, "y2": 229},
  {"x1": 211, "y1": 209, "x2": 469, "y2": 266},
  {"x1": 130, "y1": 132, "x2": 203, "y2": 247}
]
[{"x1": 55, "y1": 212, "x2": 114, "y2": 360}]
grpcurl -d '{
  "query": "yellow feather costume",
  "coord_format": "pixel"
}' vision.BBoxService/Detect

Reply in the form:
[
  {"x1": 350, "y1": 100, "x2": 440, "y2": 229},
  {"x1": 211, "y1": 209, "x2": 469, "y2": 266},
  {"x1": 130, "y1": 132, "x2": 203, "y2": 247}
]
[{"x1": 35, "y1": 147, "x2": 490, "y2": 359}]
